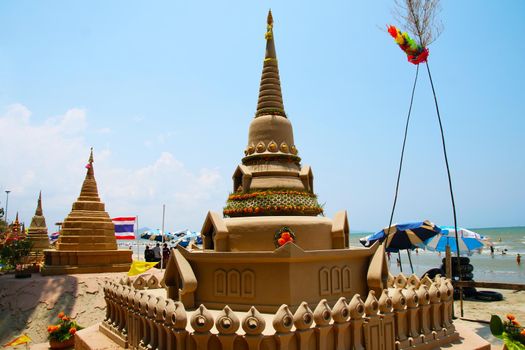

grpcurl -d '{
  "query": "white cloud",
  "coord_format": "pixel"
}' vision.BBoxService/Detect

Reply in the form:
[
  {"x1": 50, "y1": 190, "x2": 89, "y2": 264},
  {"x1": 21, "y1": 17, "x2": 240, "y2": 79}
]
[{"x1": 0, "y1": 104, "x2": 225, "y2": 232}]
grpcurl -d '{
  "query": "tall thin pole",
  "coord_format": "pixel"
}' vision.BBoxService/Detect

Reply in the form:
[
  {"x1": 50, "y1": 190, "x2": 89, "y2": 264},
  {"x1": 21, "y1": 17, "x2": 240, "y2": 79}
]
[
  {"x1": 424, "y1": 61, "x2": 463, "y2": 317},
  {"x1": 5, "y1": 190, "x2": 11, "y2": 225},
  {"x1": 160, "y1": 204, "x2": 166, "y2": 270},
  {"x1": 135, "y1": 215, "x2": 139, "y2": 261}
]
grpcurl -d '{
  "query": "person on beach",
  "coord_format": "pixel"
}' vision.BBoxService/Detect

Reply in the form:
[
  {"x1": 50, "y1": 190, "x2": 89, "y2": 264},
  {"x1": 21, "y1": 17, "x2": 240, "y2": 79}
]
[
  {"x1": 152, "y1": 243, "x2": 162, "y2": 263},
  {"x1": 162, "y1": 243, "x2": 170, "y2": 267},
  {"x1": 144, "y1": 245, "x2": 153, "y2": 262},
  {"x1": 518, "y1": 253, "x2": 521, "y2": 265}
]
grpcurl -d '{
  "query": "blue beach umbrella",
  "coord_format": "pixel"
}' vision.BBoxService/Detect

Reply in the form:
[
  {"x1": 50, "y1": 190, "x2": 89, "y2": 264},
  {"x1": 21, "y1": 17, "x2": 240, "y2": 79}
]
[
  {"x1": 423, "y1": 226, "x2": 485, "y2": 254},
  {"x1": 360, "y1": 220, "x2": 442, "y2": 252}
]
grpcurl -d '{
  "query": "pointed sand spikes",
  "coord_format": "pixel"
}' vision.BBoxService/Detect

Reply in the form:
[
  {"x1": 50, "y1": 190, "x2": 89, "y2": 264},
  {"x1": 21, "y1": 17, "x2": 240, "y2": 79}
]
[
  {"x1": 216, "y1": 305, "x2": 240, "y2": 350},
  {"x1": 190, "y1": 304, "x2": 214, "y2": 350},
  {"x1": 164, "y1": 299, "x2": 187, "y2": 350},
  {"x1": 293, "y1": 302, "x2": 314, "y2": 350},
  {"x1": 242, "y1": 306, "x2": 266, "y2": 350},
  {"x1": 378, "y1": 290, "x2": 396, "y2": 350},
  {"x1": 332, "y1": 297, "x2": 350, "y2": 350},
  {"x1": 272, "y1": 304, "x2": 295, "y2": 349},
  {"x1": 392, "y1": 287, "x2": 410, "y2": 349},
  {"x1": 313, "y1": 299, "x2": 332, "y2": 349},
  {"x1": 363, "y1": 291, "x2": 380, "y2": 350},
  {"x1": 417, "y1": 283, "x2": 432, "y2": 341},
  {"x1": 404, "y1": 286, "x2": 423, "y2": 346},
  {"x1": 407, "y1": 274, "x2": 421, "y2": 289},
  {"x1": 153, "y1": 296, "x2": 169, "y2": 349},
  {"x1": 394, "y1": 272, "x2": 408, "y2": 288},
  {"x1": 348, "y1": 294, "x2": 365, "y2": 350},
  {"x1": 428, "y1": 281, "x2": 443, "y2": 338}
]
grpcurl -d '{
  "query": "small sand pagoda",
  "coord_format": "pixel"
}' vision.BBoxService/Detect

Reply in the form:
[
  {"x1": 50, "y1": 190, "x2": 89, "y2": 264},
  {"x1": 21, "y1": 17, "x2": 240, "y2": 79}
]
[
  {"x1": 41, "y1": 148, "x2": 132, "y2": 275},
  {"x1": 27, "y1": 191, "x2": 50, "y2": 252}
]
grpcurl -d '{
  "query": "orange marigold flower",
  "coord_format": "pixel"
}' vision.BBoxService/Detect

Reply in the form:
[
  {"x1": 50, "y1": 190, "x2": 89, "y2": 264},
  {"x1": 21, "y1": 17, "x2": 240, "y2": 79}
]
[
  {"x1": 69, "y1": 328, "x2": 77, "y2": 335},
  {"x1": 62, "y1": 316, "x2": 69, "y2": 321},
  {"x1": 521, "y1": 329, "x2": 525, "y2": 336},
  {"x1": 511, "y1": 320, "x2": 520, "y2": 327},
  {"x1": 58, "y1": 311, "x2": 65, "y2": 319},
  {"x1": 507, "y1": 314, "x2": 515, "y2": 321}
]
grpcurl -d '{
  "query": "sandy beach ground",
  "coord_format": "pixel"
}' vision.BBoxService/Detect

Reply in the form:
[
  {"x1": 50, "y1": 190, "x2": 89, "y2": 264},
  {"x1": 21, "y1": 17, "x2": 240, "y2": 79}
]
[
  {"x1": 0, "y1": 272, "x2": 523, "y2": 349},
  {"x1": 454, "y1": 289, "x2": 525, "y2": 348}
]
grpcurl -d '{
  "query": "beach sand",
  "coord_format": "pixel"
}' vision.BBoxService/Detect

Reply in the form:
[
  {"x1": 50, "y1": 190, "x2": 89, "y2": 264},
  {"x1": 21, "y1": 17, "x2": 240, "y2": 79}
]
[
  {"x1": 454, "y1": 289, "x2": 525, "y2": 348},
  {"x1": 1, "y1": 272, "x2": 523, "y2": 349}
]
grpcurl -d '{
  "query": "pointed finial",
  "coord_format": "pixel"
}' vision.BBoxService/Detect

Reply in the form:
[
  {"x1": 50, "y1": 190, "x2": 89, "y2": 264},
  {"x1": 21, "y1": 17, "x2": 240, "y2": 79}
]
[
  {"x1": 89, "y1": 147, "x2": 94, "y2": 164},
  {"x1": 256, "y1": 10, "x2": 285, "y2": 118},
  {"x1": 36, "y1": 191, "x2": 43, "y2": 216}
]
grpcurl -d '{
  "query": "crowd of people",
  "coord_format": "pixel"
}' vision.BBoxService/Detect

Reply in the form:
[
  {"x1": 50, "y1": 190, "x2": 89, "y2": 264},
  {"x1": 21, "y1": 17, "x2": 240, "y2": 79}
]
[{"x1": 144, "y1": 243, "x2": 171, "y2": 267}]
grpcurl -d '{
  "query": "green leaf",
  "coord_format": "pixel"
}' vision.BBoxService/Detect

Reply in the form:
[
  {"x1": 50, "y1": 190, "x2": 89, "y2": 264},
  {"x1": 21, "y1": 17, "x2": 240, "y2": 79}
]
[
  {"x1": 501, "y1": 332, "x2": 525, "y2": 350},
  {"x1": 490, "y1": 315, "x2": 504, "y2": 337}
]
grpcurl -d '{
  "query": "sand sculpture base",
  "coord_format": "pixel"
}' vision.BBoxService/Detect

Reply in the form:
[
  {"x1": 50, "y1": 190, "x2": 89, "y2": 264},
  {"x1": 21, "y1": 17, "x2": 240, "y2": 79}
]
[{"x1": 41, "y1": 249, "x2": 132, "y2": 275}]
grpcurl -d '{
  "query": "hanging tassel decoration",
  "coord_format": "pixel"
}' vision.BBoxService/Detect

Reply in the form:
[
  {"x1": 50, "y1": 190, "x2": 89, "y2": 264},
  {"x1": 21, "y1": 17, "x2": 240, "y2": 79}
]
[{"x1": 387, "y1": 25, "x2": 429, "y2": 65}]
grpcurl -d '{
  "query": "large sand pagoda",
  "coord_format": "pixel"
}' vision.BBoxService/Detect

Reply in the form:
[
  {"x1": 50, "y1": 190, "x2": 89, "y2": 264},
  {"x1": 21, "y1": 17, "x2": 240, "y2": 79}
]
[
  {"x1": 41, "y1": 149, "x2": 131, "y2": 275},
  {"x1": 163, "y1": 11, "x2": 387, "y2": 313},
  {"x1": 81, "y1": 12, "x2": 486, "y2": 350}
]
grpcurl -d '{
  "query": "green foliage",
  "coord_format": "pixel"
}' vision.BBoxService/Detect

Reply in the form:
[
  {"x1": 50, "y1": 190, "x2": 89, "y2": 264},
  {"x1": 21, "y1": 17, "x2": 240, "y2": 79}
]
[
  {"x1": 491, "y1": 314, "x2": 525, "y2": 349},
  {"x1": 0, "y1": 237, "x2": 33, "y2": 270},
  {"x1": 0, "y1": 208, "x2": 6, "y2": 233},
  {"x1": 47, "y1": 313, "x2": 83, "y2": 342},
  {"x1": 490, "y1": 315, "x2": 503, "y2": 337}
]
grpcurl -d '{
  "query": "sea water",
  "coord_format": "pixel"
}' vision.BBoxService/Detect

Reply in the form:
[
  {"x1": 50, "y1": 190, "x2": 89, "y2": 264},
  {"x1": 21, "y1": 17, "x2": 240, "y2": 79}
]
[{"x1": 350, "y1": 226, "x2": 525, "y2": 284}]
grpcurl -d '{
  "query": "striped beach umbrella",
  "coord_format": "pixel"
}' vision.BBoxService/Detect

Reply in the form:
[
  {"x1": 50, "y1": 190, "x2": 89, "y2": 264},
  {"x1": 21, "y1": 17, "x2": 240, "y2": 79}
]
[
  {"x1": 423, "y1": 226, "x2": 486, "y2": 254},
  {"x1": 361, "y1": 220, "x2": 442, "y2": 252}
]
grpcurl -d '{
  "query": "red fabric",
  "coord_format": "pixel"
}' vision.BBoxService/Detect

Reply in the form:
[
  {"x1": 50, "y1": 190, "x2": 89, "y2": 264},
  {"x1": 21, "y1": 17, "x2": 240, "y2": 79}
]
[{"x1": 408, "y1": 48, "x2": 429, "y2": 65}]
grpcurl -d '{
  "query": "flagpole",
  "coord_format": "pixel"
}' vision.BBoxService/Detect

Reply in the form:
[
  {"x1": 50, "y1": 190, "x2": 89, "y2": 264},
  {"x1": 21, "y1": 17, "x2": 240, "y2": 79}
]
[
  {"x1": 135, "y1": 215, "x2": 139, "y2": 261},
  {"x1": 160, "y1": 204, "x2": 166, "y2": 271}
]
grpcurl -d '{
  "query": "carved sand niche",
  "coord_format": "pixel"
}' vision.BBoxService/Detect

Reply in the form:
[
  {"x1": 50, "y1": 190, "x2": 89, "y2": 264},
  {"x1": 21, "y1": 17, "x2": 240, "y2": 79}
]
[{"x1": 41, "y1": 149, "x2": 131, "y2": 275}]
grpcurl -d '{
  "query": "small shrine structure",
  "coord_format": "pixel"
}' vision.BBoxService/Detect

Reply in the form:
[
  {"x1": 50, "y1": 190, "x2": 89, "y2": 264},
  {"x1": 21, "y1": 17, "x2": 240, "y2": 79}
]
[
  {"x1": 41, "y1": 149, "x2": 132, "y2": 275},
  {"x1": 27, "y1": 191, "x2": 50, "y2": 253}
]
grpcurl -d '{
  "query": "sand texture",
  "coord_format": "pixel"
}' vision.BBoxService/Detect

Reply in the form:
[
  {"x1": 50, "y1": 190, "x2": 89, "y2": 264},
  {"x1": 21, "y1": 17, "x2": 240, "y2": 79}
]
[
  {"x1": 0, "y1": 272, "x2": 127, "y2": 347},
  {"x1": 0, "y1": 272, "x2": 523, "y2": 349}
]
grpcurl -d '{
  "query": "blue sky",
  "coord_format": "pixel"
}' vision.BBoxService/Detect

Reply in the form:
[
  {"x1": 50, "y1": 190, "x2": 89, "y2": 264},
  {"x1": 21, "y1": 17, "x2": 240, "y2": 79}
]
[{"x1": 1, "y1": 1, "x2": 524, "y2": 232}]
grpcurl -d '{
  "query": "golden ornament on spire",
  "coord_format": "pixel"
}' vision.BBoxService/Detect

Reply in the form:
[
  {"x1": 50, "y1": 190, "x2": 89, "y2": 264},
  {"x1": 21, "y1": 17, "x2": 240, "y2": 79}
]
[{"x1": 265, "y1": 9, "x2": 274, "y2": 40}]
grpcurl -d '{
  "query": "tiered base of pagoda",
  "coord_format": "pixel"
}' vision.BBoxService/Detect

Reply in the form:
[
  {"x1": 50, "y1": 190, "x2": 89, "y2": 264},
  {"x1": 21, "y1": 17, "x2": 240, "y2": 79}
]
[
  {"x1": 41, "y1": 249, "x2": 132, "y2": 275},
  {"x1": 29, "y1": 234, "x2": 51, "y2": 251}
]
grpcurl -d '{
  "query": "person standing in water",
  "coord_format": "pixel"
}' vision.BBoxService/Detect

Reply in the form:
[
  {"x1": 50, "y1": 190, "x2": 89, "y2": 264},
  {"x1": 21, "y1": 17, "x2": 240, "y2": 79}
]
[{"x1": 517, "y1": 253, "x2": 521, "y2": 265}]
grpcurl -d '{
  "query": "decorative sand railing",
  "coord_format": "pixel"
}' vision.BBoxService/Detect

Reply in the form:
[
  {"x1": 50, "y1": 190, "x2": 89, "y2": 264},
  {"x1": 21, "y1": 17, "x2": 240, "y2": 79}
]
[{"x1": 99, "y1": 273, "x2": 458, "y2": 350}]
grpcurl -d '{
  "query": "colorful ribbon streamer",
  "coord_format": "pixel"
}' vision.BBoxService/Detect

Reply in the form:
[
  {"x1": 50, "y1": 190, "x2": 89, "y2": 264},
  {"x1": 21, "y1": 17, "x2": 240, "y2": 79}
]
[{"x1": 387, "y1": 25, "x2": 429, "y2": 65}]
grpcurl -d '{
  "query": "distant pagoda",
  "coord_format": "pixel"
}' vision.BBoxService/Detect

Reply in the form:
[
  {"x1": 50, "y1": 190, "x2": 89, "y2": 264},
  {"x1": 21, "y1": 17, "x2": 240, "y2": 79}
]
[
  {"x1": 223, "y1": 10, "x2": 322, "y2": 218},
  {"x1": 42, "y1": 148, "x2": 132, "y2": 275},
  {"x1": 27, "y1": 191, "x2": 50, "y2": 252}
]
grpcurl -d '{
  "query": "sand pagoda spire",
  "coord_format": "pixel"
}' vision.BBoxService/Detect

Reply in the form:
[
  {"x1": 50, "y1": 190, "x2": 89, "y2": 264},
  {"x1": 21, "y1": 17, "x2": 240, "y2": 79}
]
[
  {"x1": 256, "y1": 9, "x2": 285, "y2": 118},
  {"x1": 28, "y1": 191, "x2": 50, "y2": 252},
  {"x1": 224, "y1": 12, "x2": 322, "y2": 217},
  {"x1": 42, "y1": 148, "x2": 131, "y2": 275},
  {"x1": 78, "y1": 147, "x2": 101, "y2": 202}
]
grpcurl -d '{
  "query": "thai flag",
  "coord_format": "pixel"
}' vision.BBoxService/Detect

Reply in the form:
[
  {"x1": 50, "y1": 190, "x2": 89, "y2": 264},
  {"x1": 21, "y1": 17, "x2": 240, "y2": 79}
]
[
  {"x1": 49, "y1": 232, "x2": 60, "y2": 244},
  {"x1": 112, "y1": 217, "x2": 136, "y2": 240}
]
